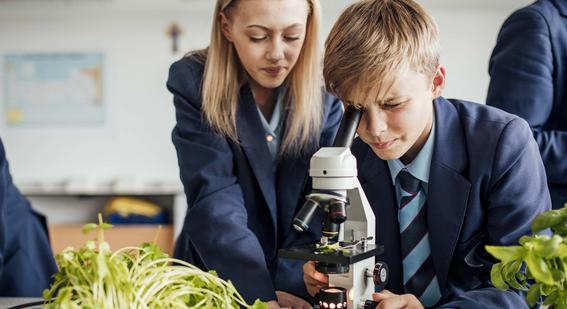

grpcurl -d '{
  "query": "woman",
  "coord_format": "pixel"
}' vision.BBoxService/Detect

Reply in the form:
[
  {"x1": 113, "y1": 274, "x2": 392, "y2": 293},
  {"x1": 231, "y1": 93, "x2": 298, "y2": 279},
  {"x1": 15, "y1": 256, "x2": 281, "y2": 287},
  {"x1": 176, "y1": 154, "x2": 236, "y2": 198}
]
[{"x1": 167, "y1": 0, "x2": 342, "y2": 307}]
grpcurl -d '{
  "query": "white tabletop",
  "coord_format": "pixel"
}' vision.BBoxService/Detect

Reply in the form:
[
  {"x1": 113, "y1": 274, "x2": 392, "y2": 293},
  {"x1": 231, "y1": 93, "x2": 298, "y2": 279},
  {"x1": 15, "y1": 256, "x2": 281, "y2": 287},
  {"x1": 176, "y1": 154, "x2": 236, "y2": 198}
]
[{"x1": 0, "y1": 298, "x2": 43, "y2": 309}]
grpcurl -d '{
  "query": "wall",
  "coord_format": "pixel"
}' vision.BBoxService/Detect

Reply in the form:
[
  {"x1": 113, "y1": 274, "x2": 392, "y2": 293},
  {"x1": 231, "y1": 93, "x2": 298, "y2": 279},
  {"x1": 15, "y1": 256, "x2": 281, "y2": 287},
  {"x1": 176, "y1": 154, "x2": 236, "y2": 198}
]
[
  {"x1": 0, "y1": 0, "x2": 532, "y2": 218},
  {"x1": 0, "y1": 12, "x2": 204, "y2": 187}
]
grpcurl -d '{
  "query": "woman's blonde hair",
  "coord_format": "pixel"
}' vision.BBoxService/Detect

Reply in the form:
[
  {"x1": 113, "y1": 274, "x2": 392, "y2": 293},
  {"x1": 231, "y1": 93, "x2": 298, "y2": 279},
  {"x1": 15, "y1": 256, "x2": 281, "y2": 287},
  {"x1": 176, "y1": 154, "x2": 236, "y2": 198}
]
[
  {"x1": 324, "y1": 0, "x2": 440, "y2": 106},
  {"x1": 193, "y1": 0, "x2": 323, "y2": 156}
]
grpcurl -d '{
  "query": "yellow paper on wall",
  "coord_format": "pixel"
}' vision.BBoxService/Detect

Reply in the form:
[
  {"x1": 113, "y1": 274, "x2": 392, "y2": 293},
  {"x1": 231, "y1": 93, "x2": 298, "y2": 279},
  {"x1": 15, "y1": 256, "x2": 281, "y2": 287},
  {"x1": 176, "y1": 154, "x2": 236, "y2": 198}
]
[{"x1": 7, "y1": 109, "x2": 23, "y2": 124}]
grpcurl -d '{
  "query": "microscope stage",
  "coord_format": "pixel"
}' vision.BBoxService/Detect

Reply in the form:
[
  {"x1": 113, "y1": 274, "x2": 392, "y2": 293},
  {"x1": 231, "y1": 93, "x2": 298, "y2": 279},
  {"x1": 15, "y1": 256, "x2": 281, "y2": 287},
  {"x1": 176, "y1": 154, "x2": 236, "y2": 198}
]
[{"x1": 279, "y1": 242, "x2": 383, "y2": 264}]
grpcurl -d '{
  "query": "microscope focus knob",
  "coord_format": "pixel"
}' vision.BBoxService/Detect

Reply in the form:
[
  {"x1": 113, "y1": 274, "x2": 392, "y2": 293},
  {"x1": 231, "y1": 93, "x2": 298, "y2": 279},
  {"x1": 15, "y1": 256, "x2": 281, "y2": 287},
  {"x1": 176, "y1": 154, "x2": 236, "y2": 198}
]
[
  {"x1": 373, "y1": 262, "x2": 389, "y2": 291},
  {"x1": 363, "y1": 300, "x2": 379, "y2": 309}
]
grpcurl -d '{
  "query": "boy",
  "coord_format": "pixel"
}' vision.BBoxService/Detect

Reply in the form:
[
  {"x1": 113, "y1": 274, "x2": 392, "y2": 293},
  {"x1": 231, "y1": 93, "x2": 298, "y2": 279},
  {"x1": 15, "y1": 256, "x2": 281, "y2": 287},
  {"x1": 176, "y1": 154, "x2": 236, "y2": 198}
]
[{"x1": 303, "y1": 0, "x2": 551, "y2": 308}]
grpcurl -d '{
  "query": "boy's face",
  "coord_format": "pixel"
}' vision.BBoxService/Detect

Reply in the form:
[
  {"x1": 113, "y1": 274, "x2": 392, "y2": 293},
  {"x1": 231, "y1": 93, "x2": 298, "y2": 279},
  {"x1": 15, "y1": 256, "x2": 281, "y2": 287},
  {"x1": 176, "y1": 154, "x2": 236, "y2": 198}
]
[{"x1": 351, "y1": 66, "x2": 445, "y2": 164}]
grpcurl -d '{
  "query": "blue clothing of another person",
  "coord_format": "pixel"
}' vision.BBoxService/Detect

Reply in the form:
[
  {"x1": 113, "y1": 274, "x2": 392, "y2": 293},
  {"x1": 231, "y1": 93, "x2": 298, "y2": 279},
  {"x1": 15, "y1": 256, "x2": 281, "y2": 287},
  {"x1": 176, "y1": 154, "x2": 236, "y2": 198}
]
[
  {"x1": 0, "y1": 138, "x2": 57, "y2": 296},
  {"x1": 487, "y1": 0, "x2": 567, "y2": 209}
]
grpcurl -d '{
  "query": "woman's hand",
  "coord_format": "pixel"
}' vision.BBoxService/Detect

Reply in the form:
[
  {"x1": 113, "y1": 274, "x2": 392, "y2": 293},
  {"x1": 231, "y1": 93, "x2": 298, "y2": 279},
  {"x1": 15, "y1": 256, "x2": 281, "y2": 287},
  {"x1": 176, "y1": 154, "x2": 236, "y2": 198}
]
[
  {"x1": 267, "y1": 300, "x2": 281, "y2": 309},
  {"x1": 276, "y1": 291, "x2": 312, "y2": 309}
]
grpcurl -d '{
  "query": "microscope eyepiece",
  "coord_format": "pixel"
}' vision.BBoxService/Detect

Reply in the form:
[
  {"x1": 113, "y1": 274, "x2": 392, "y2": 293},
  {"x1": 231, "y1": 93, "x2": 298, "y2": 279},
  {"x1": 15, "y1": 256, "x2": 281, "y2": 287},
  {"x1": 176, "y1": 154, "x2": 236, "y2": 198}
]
[{"x1": 293, "y1": 198, "x2": 320, "y2": 232}]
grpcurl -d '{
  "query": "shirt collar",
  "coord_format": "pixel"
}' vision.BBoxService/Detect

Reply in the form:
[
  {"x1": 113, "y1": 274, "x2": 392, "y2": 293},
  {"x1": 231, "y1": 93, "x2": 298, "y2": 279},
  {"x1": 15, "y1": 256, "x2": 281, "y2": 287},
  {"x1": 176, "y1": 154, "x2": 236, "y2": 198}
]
[
  {"x1": 256, "y1": 87, "x2": 284, "y2": 136},
  {"x1": 387, "y1": 115, "x2": 436, "y2": 185}
]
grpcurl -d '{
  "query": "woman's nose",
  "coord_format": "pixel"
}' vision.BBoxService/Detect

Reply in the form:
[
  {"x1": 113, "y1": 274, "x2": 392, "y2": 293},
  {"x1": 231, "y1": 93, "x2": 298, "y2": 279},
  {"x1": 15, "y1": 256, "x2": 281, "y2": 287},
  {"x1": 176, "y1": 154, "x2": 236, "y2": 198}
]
[{"x1": 267, "y1": 39, "x2": 285, "y2": 62}]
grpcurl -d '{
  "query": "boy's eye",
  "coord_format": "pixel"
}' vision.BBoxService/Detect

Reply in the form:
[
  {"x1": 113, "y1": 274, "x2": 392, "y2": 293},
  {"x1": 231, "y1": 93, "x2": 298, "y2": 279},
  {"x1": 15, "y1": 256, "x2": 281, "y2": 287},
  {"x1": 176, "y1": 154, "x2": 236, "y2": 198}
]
[
  {"x1": 346, "y1": 101, "x2": 364, "y2": 111},
  {"x1": 383, "y1": 101, "x2": 404, "y2": 110},
  {"x1": 355, "y1": 105, "x2": 366, "y2": 112},
  {"x1": 384, "y1": 104, "x2": 400, "y2": 109}
]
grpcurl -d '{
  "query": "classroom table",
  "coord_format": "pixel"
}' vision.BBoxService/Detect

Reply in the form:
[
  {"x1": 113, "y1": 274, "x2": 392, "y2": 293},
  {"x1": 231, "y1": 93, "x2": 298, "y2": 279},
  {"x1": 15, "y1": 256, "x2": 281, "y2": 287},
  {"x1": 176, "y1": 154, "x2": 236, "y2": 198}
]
[{"x1": 0, "y1": 298, "x2": 43, "y2": 309}]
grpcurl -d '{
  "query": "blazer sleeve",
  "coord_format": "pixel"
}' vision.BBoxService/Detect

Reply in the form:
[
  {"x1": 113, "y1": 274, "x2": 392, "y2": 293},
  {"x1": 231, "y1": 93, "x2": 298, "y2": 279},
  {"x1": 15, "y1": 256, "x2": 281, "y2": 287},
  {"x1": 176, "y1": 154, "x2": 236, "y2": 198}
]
[
  {"x1": 167, "y1": 60, "x2": 277, "y2": 303},
  {"x1": 487, "y1": 8, "x2": 567, "y2": 185},
  {"x1": 441, "y1": 118, "x2": 551, "y2": 308},
  {"x1": 0, "y1": 139, "x2": 57, "y2": 297},
  {"x1": 0, "y1": 141, "x2": 6, "y2": 280}
]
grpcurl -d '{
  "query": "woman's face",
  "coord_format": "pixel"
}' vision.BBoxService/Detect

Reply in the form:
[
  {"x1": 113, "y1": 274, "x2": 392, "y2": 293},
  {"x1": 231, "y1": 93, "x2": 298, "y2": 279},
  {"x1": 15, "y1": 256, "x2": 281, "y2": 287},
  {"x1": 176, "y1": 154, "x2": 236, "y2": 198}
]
[{"x1": 220, "y1": 0, "x2": 309, "y2": 90}]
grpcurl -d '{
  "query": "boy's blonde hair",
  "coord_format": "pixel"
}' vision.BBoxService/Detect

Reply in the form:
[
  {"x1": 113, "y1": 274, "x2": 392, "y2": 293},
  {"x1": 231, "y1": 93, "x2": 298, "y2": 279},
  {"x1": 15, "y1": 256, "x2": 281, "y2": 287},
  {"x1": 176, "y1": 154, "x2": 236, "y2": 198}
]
[
  {"x1": 192, "y1": 0, "x2": 323, "y2": 156},
  {"x1": 324, "y1": 0, "x2": 440, "y2": 106}
]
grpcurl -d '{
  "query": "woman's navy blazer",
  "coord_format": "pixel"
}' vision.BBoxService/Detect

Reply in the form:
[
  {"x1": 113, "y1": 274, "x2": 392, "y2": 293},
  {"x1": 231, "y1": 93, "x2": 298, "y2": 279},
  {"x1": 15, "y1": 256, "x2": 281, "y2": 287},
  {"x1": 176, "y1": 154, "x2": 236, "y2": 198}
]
[{"x1": 167, "y1": 56, "x2": 343, "y2": 303}]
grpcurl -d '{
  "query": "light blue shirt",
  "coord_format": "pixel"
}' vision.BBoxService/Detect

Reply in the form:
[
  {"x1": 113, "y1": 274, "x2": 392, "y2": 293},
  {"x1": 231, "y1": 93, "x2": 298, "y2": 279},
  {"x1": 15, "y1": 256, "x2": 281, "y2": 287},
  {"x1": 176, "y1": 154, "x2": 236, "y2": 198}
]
[
  {"x1": 387, "y1": 117, "x2": 436, "y2": 204},
  {"x1": 256, "y1": 88, "x2": 284, "y2": 171}
]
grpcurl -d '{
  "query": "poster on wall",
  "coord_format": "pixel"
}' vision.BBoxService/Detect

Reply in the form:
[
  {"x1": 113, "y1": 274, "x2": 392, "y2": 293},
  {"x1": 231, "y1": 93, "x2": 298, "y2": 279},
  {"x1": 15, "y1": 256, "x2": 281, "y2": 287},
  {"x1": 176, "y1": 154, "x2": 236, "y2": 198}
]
[{"x1": 3, "y1": 52, "x2": 104, "y2": 126}]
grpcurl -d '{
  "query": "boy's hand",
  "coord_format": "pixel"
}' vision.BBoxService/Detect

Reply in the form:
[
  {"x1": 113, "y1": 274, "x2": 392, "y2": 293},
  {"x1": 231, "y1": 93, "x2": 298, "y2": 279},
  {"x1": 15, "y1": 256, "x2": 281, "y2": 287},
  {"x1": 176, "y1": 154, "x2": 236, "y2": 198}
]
[
  {"x1": 302, "y1": 261, "x2": 329, "y2": 297},
  {"x1": 372, "y1": 290, "x2": 424, "y2": 309},
  {"x1": 276, "y1": 291, "x2": 312, "y2": 309}
]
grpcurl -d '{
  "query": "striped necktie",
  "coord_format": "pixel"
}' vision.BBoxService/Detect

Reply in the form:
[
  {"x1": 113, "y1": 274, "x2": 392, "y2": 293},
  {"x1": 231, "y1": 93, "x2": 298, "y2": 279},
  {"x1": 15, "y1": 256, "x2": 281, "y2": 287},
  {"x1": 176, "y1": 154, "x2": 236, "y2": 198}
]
[{"x1": 397, "y1": 170, "x2": 442, "y2": 307}]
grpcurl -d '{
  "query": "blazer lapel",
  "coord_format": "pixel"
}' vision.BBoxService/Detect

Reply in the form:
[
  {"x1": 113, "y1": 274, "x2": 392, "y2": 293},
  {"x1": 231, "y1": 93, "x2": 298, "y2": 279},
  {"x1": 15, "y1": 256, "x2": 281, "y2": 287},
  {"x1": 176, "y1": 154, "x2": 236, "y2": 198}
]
[
  {"x1": 427, "y1": 98, "x2": 472, "y2": 292},
  {"x1": 358, "y1": 147, "x2": 405, "y2": 294},
  {"x1": 236, "y1": 86, "x2": 278, "y2": 229}
]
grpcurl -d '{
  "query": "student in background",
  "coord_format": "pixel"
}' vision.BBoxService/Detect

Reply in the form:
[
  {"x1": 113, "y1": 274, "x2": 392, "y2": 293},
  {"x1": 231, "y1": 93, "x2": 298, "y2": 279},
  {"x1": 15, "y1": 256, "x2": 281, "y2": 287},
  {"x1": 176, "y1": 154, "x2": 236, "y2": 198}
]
[
  {"x1": 167, "y1": 0, "x2": 342, "y2": 307},
  {"x1": 0, "y1": 138, "x2": 57, "y2": 296},
  {"x1": 303, "y1": 0, "x2": 551, "y2": 307},
  {"x1": 487, "y1": 0, "x2": 567, "y2": 210}
]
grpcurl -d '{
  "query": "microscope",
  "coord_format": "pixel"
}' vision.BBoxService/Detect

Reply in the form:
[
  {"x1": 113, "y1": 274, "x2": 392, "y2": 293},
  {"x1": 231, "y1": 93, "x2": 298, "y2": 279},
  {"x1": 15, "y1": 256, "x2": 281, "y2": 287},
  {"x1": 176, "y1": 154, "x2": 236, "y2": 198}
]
[{"x1": 279, "y1": 106, "x2": 388, "y2": 309}]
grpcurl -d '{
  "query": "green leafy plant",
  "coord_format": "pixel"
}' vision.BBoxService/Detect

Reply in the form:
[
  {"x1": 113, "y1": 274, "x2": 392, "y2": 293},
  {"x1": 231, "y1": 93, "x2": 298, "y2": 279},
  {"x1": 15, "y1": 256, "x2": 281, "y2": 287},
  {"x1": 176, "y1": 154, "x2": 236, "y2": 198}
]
[
  {"x1": 43, "y1": 214, "x2": 266, "y2": 309},
  {"x1": 486, "y1": 206, "x2": 567, "y2": 308},
  {"x1": 315, "y1": 242, "x2": 351, "y2": 254}
]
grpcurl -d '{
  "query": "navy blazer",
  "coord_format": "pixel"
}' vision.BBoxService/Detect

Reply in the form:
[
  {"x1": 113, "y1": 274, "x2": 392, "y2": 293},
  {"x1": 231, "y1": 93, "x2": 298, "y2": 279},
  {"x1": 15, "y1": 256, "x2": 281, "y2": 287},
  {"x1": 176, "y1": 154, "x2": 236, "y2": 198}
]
[
  {"x1": 352, "y1": 98, "x2": 551, "y2": 308},
  {"x1": 487, "y1": 0, "x2": 567, "y2": 209},
  {"x1": 0, "y1": 138, "x2": 57, "y2": 296},
  {"x1": 168, "y1": 56, "x2": 343, "y2": 303}
]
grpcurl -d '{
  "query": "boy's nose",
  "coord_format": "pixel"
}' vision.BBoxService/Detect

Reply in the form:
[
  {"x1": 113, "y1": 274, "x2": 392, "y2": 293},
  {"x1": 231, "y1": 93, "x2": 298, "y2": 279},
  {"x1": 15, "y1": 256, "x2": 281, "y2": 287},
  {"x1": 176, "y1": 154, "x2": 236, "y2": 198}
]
[{"x1": 365, "y1": 109, "x2": 388, "y2": 135}]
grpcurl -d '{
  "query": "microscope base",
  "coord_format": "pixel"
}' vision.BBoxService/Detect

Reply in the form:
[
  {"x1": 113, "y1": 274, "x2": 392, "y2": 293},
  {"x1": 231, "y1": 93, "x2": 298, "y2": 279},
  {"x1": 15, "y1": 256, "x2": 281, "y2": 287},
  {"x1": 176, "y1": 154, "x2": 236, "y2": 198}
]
[{"x1": 279, "y1": 243, "x2": 384, "y2": 309}]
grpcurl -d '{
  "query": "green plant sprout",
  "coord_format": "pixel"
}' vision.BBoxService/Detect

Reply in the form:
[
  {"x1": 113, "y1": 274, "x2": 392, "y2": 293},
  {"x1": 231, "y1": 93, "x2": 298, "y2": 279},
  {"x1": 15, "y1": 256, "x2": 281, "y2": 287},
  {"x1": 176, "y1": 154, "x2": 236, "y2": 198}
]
[
  {"x1": 42, "y1": 214, "x2": 266, "y2": 309},
  {"x1": 315, "y1": 242, "x2": 351, "y2": 255},
  {"x1": 486, "y1": 206, "x2": 567, "y2": 309}
]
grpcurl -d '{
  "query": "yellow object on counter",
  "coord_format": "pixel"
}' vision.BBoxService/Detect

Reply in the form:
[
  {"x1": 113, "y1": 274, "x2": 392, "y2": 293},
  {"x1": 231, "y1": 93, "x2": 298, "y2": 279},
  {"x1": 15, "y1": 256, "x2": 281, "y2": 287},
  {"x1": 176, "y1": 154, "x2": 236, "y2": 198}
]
[{"x1": 104, "y1": 197, "x2": 161, "y2": 218}]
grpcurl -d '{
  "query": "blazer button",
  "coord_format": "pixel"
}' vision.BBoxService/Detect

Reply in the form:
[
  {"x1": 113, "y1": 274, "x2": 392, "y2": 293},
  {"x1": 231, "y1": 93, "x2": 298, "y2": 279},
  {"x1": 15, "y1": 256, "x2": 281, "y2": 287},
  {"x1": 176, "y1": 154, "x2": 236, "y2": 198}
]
[{"x1": 266, "y1": 135, "x2": 274, "y2": 142}]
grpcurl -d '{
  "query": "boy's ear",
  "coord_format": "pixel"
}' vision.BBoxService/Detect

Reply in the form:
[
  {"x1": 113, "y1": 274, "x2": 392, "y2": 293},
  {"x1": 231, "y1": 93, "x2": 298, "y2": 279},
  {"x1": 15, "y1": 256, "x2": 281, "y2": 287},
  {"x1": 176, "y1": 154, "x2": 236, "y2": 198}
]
[
  {"x1": 431, "y1": 65, "x2": 446, "y2": 98},
  {"x1": 219, "y1": 12, "x2": 233, "y2": 42}
]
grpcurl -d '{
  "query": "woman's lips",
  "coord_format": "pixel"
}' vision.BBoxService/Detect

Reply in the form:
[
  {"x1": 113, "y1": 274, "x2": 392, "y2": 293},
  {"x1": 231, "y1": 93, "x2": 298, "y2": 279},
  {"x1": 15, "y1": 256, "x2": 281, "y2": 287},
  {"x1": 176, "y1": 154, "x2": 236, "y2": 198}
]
[{"x1": 262, "y1": 66, "x2": 284, "y2": 76}]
